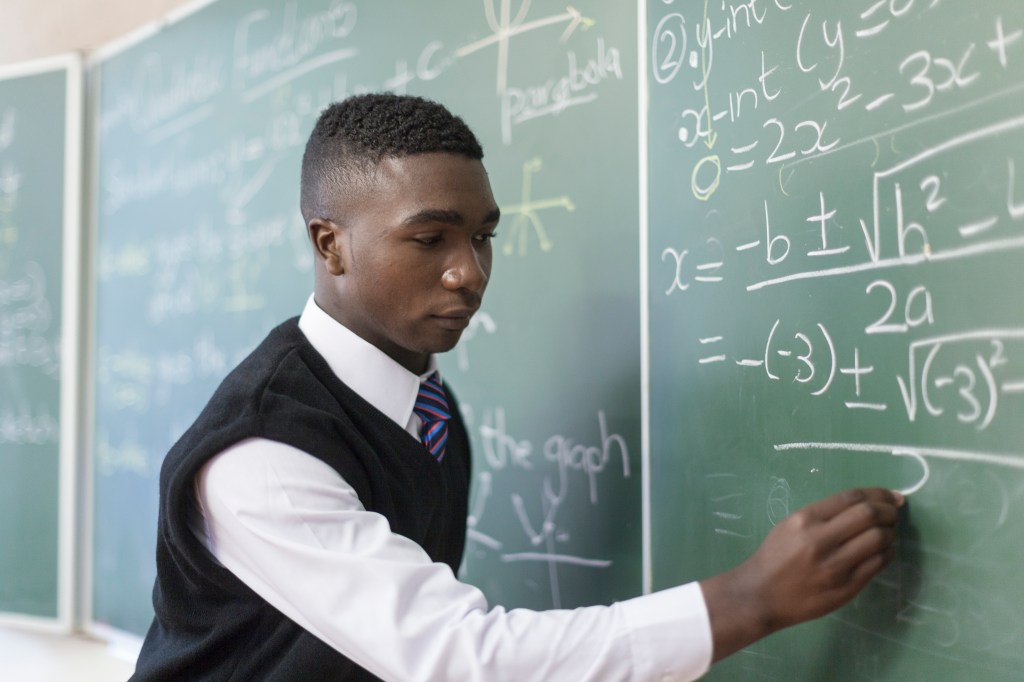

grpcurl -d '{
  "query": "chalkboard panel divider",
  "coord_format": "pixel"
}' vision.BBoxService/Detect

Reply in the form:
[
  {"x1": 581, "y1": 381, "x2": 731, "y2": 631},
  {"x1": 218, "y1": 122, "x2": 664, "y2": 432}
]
[
  {"x1": 636, "y1": 0, "x2": 654, "y2": 598},
  {"x1": 76, "y1": 55, "x2": 150, "y2": 652},
  {"x1": 79, "y1": 52, "x2": 99, "y2": 641},
  {"x1": 59, "y1": 52, "x2": 83, "y2": 635}
]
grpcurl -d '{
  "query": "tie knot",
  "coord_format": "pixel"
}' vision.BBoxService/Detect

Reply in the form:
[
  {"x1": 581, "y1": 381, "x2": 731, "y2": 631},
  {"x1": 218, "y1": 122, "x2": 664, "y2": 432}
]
[{"x1": 414, "y1": 373, "x2": 450, "y2": 460}]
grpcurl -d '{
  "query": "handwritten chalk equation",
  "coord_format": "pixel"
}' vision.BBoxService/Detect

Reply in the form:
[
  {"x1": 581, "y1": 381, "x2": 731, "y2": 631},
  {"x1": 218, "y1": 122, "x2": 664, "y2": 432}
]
[
  {"x1": 896, "y1": 329, "x2": 1024, "y2": 429},
  {"x1": 658, "y1": 117, "x2": 1024, "y2": 297},
  {"x1": 697, "y1": 314, "x2": 1024, "y2": 434},
  {"x1": 651, "y1": 1, "x2": 1024, "y2": 200}
]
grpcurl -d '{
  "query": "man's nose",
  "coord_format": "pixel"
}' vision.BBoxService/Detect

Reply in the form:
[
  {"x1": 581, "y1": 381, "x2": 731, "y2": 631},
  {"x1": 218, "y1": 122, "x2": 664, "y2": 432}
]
[{"x1": 441, "y1": 244, "x2": 489, "y2": 293}]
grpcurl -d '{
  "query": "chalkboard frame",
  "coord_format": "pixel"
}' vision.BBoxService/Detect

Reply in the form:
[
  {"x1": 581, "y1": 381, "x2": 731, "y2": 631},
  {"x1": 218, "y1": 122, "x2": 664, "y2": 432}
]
[{"x1": 0, "y1": 52, "x2": 83, "y2": 633}]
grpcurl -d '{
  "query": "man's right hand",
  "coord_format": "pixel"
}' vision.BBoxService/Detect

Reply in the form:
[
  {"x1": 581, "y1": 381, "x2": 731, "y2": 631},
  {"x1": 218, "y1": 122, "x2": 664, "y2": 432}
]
[{"x1": 699, "y1": 487, "x2": 905, "y2": 662}]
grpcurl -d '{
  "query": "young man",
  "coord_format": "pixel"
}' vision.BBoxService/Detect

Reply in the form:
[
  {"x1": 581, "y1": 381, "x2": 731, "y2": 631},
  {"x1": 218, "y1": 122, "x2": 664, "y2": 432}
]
[{"x1": 131, "y1": 94, "x2": 904, "y2": 681}]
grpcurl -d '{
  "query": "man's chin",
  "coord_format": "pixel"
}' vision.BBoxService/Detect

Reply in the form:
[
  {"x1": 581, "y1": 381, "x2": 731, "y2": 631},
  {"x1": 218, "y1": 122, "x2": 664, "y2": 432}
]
[{"x1": 424, "y1": 329, "x2": 465, "y2": 355}]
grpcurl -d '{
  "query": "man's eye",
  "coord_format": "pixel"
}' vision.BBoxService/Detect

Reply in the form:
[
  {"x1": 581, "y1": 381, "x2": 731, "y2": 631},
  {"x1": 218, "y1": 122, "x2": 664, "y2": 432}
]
[
  {"x1": 475, "y1": 232, "x2": 498, "y2": 243},
  {"x1": 416, "y1": 236, "x2": 442, "y2": 246}
]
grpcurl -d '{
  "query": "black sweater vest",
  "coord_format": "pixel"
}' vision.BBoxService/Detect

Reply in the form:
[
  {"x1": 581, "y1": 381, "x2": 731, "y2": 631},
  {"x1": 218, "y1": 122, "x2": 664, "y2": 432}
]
[{"x1": 131, "y1": 318, "x2": 471, "y2": 681}]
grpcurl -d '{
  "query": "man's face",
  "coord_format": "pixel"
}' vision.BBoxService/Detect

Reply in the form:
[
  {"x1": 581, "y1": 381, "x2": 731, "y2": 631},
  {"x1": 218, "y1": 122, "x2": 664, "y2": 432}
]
[{"x1": 318, "y1": 153, "x2": 499, "y2": 373}]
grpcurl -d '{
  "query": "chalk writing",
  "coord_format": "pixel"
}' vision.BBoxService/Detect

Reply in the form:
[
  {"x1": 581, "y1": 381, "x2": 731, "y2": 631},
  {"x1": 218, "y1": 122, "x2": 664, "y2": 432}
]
[
  {"x1": 651, "y1": 5, "x2": 1024, "y2": 670},
  {"x1": 0, "y1": 404, "x2": 58, "y2": 446},
  {"x1": 0, "y1": 262, "x2": 58, "y2": 378},
  {"x1": 100, "y1": 53, "x2": 225, "y2": 138},
  {"x1": 233, "y1": 1, "x2": 358, "y2": 101},
  {"x1": 95, "y1": 431, "x2": 153, "y2": 478},
  {"x1": 500, "y1": 36, "x2": 621, "y2": 141},
  {"x1": 462, "y1": 403, "x2": 631, "y2": 607}
]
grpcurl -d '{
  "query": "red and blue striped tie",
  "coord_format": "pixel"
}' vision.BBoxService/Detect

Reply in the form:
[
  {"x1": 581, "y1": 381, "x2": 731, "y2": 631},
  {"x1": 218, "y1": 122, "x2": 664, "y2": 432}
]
[{"x1": 414, "y1": 373, "x2": 450, "y2": 461}]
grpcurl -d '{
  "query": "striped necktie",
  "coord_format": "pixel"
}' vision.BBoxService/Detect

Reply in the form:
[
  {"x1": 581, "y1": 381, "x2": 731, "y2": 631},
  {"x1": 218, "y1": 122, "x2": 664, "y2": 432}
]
[{"x1": 413, "y1": 372, "x2": 450, "y2": 461}]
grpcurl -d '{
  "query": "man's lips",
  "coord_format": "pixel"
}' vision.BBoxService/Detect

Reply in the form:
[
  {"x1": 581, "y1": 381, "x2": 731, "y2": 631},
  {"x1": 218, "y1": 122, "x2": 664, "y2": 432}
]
[{"x1": 431, "y1": 307, "x2": 477, "y2": 329}]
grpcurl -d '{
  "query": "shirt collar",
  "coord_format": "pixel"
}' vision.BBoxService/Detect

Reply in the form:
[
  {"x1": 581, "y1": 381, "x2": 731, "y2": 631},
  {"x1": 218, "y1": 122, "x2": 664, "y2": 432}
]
[{"x1": 297, "y1": 295, "x2": 439, "y2": 430}]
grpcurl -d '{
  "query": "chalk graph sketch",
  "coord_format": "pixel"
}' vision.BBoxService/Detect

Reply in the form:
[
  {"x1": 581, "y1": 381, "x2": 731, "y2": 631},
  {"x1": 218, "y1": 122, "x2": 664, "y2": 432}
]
[
  {"x1": 460, "y1": 406, "x2": 629, "y2": 608},
  {"x1": 455, "y1": 0, "x2": 594, "y2": 95},
  {"x1": 501, "y1": 157, "x2": 575, "y2": 256}
]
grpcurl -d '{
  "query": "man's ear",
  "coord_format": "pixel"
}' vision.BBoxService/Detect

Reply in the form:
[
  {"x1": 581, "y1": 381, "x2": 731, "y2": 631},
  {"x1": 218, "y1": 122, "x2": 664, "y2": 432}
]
[{"x1": 308, "y1": 218, "x2": 347, "y2": 275}]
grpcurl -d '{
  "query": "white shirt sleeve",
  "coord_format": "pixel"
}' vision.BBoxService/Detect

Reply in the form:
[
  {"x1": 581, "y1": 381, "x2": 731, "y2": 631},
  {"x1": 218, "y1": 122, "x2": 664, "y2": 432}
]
[{"x1": 196, "y1": 438, "x2": 713, "y2": 682}]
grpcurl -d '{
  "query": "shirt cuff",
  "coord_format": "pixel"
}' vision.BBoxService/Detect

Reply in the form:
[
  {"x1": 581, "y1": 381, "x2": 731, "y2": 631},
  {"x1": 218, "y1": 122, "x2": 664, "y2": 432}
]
[{"x1": 619, "y1": 582, "x2": 712, "y2": 682}]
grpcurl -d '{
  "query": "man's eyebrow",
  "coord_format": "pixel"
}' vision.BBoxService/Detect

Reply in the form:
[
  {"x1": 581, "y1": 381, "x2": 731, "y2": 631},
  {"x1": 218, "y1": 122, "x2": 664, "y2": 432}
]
[
  {"x1": 401, "y1": 207, "x2": 502, "y2": 227},
  {"x1": 401, "y1": 209, "x2": 465, "y2": 227}
]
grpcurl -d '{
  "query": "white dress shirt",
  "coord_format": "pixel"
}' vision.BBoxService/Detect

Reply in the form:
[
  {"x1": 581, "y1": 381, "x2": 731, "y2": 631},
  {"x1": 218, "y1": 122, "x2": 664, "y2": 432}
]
[{"x1": 194, "y1": 295, "x2": 713, "y2": 681}]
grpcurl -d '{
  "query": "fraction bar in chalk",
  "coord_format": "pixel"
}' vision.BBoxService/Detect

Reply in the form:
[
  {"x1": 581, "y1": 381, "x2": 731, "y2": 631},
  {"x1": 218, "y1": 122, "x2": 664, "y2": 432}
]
[
  {"x1": 844, "y1": 402, "x2": 888, "y2": 411},
  {"x1": 714, "y1": 528, "x2": 752, "y2": 539},
  {"x1": 747, "y1": 234, "x2": 1024, "y2": 291},
  {"x1": 856, "y1": 22, "x2": 889, "y2": 38},
  {"x1": 774, "y1": 441, "x2": 1024, "y2": 470},
  {"x1": 500, "y1": 552, "x2": 612, "y2": 568},
  {"x1": 958, "y1": 216, "x2": 999, "y2": 238},
  {"x1": 865, "y1": 93, "x2": 895, "y2": 111},
  {"x1": 699, "y1": 355, "x2": 727, "y2": 364},
  {"x1": 1002, "y1": 380, "x2": 1024, "y2": 394}
]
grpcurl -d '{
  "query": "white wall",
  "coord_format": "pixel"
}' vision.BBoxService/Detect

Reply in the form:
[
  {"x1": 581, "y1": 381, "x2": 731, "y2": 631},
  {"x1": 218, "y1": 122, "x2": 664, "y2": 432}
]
[{"x1": 0, "y1": 0, "x2": 194, "y2": 66}]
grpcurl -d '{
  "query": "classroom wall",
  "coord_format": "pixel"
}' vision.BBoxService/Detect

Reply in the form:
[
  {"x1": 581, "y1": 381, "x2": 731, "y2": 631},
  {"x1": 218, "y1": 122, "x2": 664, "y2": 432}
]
[
  {"x1": 4, "y1": 2, "x2": 1024, "y2": 679},
  {"x1": 0, "y1": 0, "x2": 193, "y2": 66}
]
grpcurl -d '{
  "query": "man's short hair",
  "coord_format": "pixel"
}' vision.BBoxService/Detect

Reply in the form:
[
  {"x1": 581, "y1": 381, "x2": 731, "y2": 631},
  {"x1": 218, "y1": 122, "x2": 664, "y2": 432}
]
[{"x1": 300, "y1": 93, "x2": 484, "y2": 223}]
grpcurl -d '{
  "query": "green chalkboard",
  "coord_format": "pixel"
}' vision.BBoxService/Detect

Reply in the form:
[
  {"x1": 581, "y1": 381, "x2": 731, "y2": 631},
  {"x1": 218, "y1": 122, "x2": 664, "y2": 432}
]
[
  {"x1": 0, "y1": 54, "x2": 81, "y2": 629},
  {"x1": 91, "y1": 0, "x2": 640, "y2": 636},
  {"x1": 648, "y1": 1, "x2": 1024, "y2": 679}
]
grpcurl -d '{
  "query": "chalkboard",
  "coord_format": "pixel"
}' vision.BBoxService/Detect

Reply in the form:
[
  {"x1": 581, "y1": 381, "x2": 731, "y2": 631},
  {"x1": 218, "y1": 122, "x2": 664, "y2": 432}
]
[
  {"x1": 90, "y1": 0, "x2": 640, "y2": 636},
  {"x1": 0, "y1": 54, "x2": 81, "y2": 630},
  {"x1": 648, "y1": 1, "x2": 1024, "y2": 679}
]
